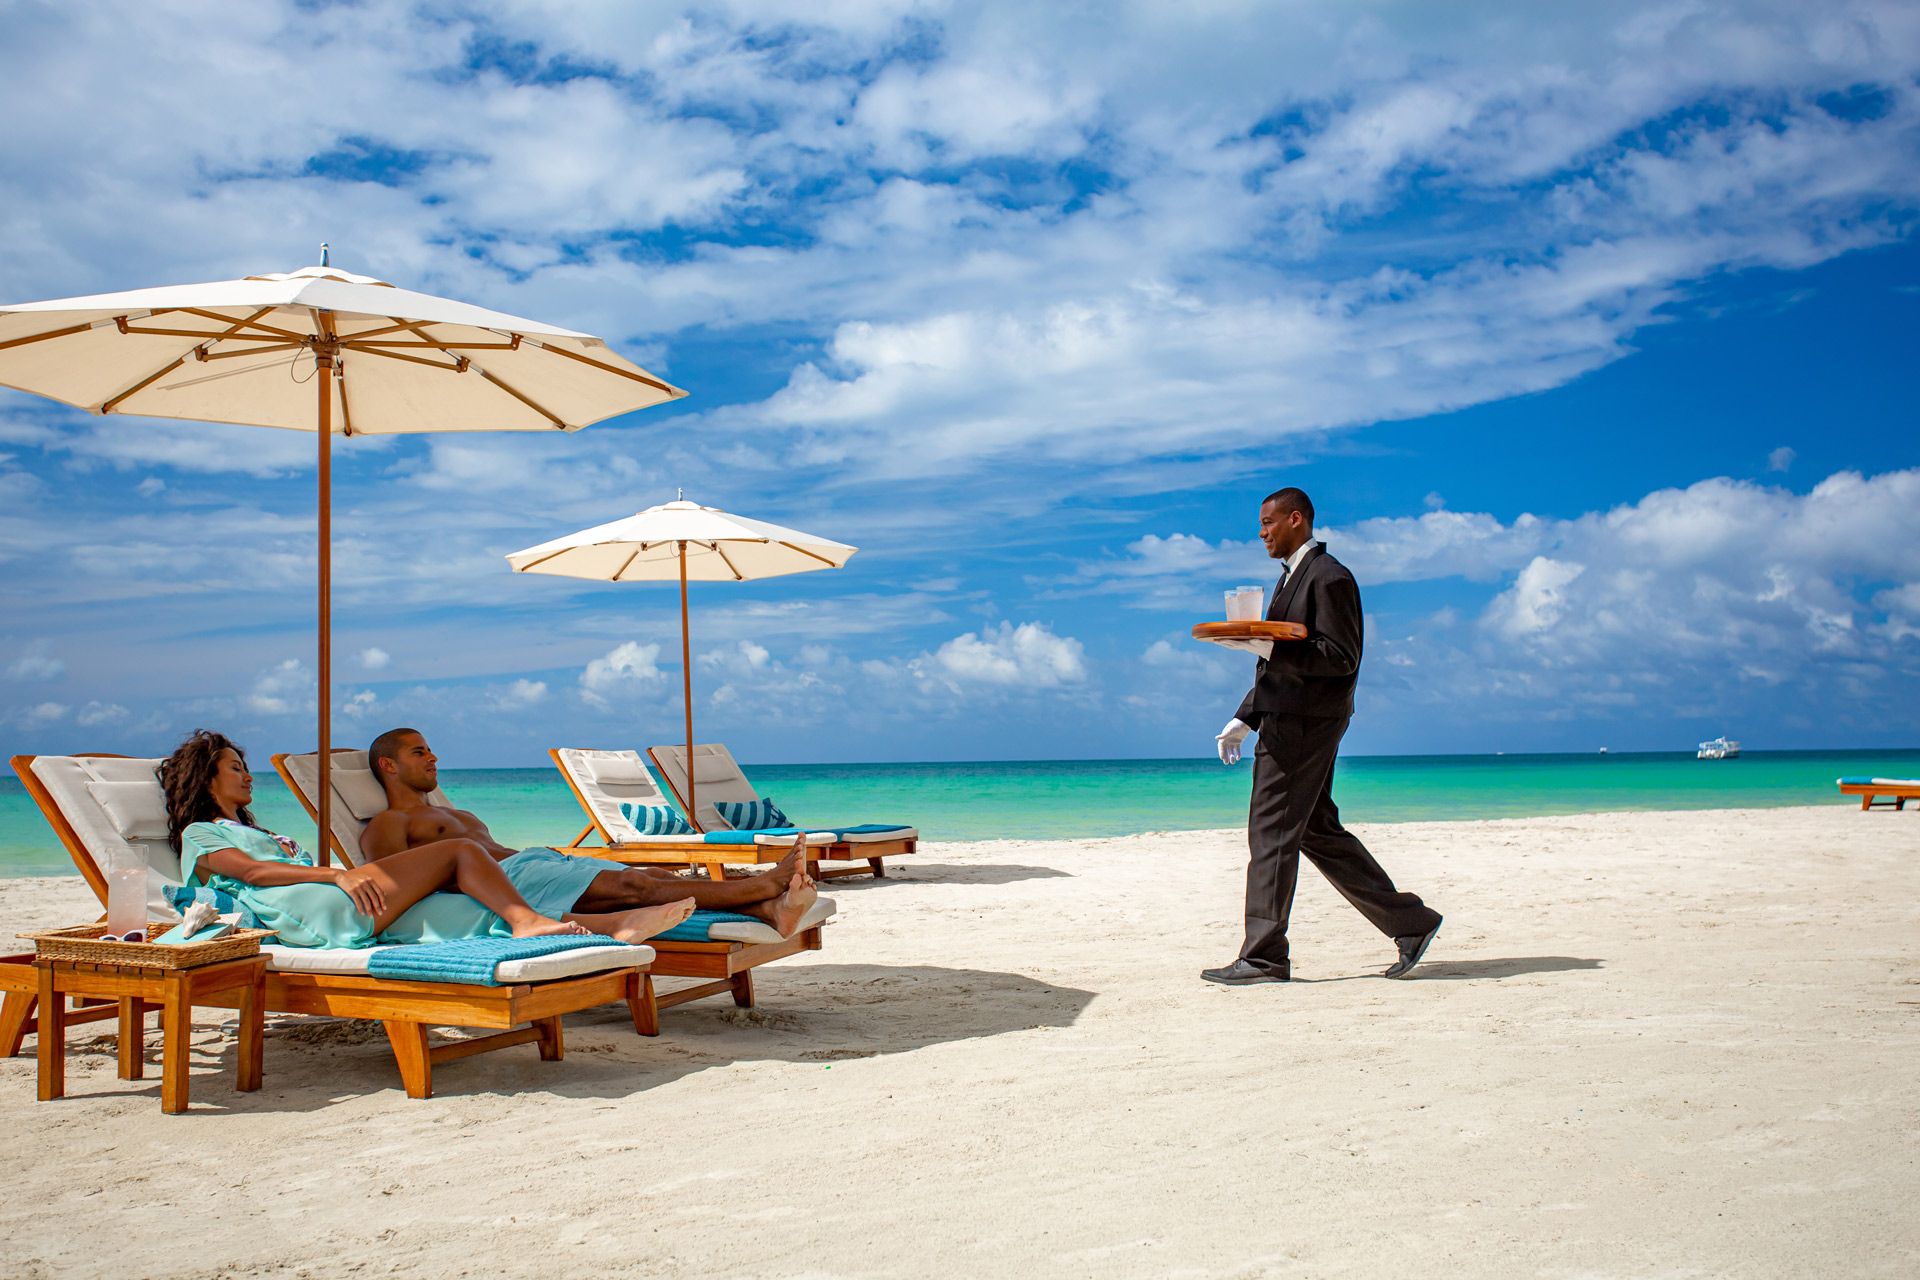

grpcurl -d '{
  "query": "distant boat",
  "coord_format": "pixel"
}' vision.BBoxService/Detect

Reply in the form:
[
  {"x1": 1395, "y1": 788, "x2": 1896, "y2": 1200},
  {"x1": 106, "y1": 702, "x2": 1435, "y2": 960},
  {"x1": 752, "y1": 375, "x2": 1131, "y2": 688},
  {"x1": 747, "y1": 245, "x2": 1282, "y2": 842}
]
[
  {"x1": 1598, "y1": 747, "x2": 1609, "y2": 755},
  {"x1": 1697, "y1": 736, "x2": 1741, "y2": 760}
]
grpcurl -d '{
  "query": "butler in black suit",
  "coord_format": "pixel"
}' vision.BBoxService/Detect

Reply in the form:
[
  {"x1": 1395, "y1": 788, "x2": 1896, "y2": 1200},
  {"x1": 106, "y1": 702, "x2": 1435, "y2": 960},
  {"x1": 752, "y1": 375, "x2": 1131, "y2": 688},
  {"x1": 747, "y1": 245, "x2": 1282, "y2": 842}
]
[{"x1": 1203, "y1": 487, "x2": 1443, "y2": 985}]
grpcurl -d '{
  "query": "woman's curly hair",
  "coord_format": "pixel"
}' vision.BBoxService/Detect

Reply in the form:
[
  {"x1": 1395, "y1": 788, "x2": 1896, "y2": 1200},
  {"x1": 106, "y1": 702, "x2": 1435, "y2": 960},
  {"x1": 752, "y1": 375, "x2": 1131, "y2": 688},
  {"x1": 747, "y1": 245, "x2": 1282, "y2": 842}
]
[{"x1": 158, "y1": 729, "x2": 255, "y2": 852}]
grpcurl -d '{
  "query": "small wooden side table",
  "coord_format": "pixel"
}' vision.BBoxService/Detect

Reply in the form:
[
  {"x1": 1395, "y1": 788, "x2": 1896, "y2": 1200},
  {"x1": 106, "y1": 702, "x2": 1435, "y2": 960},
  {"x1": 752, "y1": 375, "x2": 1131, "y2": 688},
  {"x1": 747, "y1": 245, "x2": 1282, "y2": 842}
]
[{"x1": 36, "y1": 953, "x2": 268, "y2": 1115}]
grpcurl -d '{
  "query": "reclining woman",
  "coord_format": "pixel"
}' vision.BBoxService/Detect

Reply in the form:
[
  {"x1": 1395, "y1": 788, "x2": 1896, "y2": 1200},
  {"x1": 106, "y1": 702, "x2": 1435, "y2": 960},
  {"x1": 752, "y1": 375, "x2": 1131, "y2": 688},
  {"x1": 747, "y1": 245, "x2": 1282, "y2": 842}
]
[{"x1": 160, "y1": 730, "x2": 694, "y2": 948}]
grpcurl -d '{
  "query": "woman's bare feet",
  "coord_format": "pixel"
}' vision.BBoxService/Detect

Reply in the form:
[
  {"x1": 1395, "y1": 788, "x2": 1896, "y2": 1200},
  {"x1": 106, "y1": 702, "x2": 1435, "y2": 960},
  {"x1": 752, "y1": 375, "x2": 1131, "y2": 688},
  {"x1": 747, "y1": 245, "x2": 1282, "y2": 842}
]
[
  {"x1": 569, "y1": 897, "x2": 697, "y2": 944},
  {"x1": 764, "y1": 863, "x2": 818, "y2": 937}
]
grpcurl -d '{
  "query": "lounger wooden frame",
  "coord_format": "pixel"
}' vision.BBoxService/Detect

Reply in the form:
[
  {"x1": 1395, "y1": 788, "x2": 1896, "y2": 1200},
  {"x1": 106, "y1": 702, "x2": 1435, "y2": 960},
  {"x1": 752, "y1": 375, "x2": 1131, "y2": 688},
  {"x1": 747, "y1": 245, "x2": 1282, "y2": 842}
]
[
  {"x1": 271, "y1": 751, "x2": 823, "y2": 1016},
  {"x1": 1837, "y1": 780, "x2": 1920, "y2": 810},
  {"x1": 645, "y1": 746, "x2": 917, "y2": 881},
  {"x1": 6, "y1": 753, "x2": 659, "y2": 1100}
]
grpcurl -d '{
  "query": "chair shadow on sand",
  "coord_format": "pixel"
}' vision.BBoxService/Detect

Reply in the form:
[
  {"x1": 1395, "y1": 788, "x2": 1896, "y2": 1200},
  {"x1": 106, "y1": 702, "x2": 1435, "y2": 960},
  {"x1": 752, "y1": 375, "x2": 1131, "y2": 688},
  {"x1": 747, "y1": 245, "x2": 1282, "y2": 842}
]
[{"x1": 72, "y1": 962, "x2": 1095, "y2": 1111}]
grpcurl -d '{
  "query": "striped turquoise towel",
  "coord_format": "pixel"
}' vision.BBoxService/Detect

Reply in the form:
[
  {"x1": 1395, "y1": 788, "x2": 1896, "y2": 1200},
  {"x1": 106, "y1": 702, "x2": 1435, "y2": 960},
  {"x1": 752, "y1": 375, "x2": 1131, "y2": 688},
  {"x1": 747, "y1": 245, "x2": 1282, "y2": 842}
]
[
  {"x1": 702, "y1": 824, "x2": 909, "y2": 843},
  {"x1": 364, "y1": 935, "x2": 632, "y2": 986},
  {"x1": 654, "y1": 908, "x2": 768, "y2": 943}
]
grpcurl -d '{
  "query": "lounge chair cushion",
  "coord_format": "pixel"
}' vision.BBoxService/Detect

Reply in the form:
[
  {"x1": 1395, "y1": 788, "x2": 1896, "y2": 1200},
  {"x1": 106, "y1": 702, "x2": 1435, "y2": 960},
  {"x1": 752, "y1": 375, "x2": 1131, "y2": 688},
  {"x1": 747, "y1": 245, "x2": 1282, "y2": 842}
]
[
  {"x1": 87, "y1": 780, "x2": 171, "y2": 842},
  {"x1": 556, "y1": 748, "x2": 676, "y2": 844},
  {"x1": 364, "y1": 935, "x2": 646, "y2": 986},
  {"x1": 715, "y1": 797, "x2": 791, "y2": 831},
  {"x1": 701, "y1": 824, "x2": 917, "y2": 845},
  {"x1": 262, "y1": 940, "x2": 655, "y2": 981},
  {"x1": 693, "y1": 895, "x2": 836, "y2": 944},
  {"x1": 31, "y1": 755, "x2": 182, "y2": 917},
  {"x1": 1837, "y1": 776, "x2": 1920, "y2": 786},
  {"x1": 618, "y1": 801, "x2": 695, "y2": 836}
]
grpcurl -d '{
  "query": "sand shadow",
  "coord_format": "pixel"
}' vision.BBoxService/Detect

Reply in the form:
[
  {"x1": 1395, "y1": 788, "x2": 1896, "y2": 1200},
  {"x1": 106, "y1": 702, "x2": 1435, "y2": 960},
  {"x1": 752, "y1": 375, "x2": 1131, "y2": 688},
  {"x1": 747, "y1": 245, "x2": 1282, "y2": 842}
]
[
  {"x1": 1290, "y1": 955, "x2": 1605, "y2": 984},
  {"x1": 1412, "y1": 956, "x2": 1604, "y2": 980},
  {"x1": 118, "y1": 962, "x2": 1094, "y2": 1110},
  {"x1": 880, "y1": 862, "x2": 1072, "y2": 885}
]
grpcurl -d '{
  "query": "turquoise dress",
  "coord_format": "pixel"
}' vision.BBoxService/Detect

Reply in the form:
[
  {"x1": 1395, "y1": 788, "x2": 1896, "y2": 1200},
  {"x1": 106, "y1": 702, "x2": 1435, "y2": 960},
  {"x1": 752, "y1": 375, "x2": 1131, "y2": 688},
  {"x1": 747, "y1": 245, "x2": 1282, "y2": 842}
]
[{"x1": 179, "y1": 820, "x2": 510, "y2": 949}]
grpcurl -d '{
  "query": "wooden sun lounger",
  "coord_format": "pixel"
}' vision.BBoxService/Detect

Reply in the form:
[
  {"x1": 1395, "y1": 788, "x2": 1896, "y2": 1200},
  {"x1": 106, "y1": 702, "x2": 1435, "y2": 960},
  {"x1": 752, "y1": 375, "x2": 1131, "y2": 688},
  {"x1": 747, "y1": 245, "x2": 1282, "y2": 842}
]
[
  {"x1": 647, "y1": 743, "x2": 918, "y2": 882},
  {"x1": 273, "y1": 750, "x2": 825, "y2": 1020},
  {"x1": 549, "y1": 747, "x2": 830, "y2": 881},
  {"x1": 1836, "y1": 777, "x2": 1920, "y2": 810},
  {"x1": 6, "y1": 753, "x2": 658, "y2": 1100}
]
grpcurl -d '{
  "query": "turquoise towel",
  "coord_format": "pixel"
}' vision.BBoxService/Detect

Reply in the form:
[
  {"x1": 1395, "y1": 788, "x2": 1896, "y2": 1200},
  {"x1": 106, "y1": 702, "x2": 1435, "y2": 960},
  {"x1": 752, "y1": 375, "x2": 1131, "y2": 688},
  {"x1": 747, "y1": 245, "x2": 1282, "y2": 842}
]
[
  {"x1": 654, "y1": 907, "x2": 768, "y2": 943},
  {"x1": 364, "y1": 934, "x2": 634, "y2": 986},
  {"x1": 702, "y1": 824, "x2": 909, "y2": 844}
]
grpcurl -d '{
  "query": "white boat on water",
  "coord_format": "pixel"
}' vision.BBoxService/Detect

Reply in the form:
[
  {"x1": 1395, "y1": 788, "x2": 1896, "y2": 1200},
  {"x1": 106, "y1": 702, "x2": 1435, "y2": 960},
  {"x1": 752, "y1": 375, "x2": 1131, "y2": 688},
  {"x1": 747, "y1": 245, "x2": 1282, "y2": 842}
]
[{"x1": 1697, "y1": 736, "x2": 1741, "y2": 760}]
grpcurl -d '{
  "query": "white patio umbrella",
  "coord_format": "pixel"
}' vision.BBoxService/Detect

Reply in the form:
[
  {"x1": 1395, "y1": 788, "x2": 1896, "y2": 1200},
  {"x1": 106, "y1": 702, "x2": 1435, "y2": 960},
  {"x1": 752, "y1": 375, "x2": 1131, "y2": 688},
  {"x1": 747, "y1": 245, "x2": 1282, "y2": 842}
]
[
  {"x1": 506, "y1": 498, "x2": 856, "y2": 820},
  {"x1": 0, "y1": 252, "x2": 686, "y2": 852}
]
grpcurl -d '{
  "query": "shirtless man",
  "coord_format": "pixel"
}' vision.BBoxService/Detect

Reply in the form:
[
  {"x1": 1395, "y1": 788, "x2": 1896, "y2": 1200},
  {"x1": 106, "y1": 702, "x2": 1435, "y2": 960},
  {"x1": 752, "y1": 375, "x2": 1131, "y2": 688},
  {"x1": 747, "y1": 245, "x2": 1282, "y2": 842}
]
[{"x1": 358, "y1": 727, "x2": 818, "y2": 937}]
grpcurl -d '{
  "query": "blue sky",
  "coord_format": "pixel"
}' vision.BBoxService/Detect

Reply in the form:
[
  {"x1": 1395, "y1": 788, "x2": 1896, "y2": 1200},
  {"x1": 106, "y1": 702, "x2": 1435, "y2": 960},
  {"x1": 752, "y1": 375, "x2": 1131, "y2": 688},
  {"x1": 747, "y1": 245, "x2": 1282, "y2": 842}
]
[{"x1": 1, "y1": 0, "x2": 1917, "y2": 765}]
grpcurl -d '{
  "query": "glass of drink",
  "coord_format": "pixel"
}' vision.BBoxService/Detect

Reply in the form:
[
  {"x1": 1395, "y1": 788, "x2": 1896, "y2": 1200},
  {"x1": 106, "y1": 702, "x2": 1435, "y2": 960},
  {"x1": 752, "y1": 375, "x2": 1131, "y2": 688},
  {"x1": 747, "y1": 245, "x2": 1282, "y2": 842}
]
[
  {"x1": 1225, "y1": 585, "x2": 1264, "y2": 621},
  {"x1": 105, "y1": 861, "x2": 147, "y2": 941}
]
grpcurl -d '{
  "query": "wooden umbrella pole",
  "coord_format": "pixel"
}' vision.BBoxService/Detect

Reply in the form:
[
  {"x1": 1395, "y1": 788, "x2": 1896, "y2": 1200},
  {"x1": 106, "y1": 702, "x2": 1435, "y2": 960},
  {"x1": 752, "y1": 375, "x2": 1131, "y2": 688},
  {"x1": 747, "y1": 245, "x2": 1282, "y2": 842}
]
[
  {"x1": 679, "y1": 541, "x2": 695, "y2": 824},
  {"x1": 314, "y1": 338, "x2": 336, "y2": 864}
]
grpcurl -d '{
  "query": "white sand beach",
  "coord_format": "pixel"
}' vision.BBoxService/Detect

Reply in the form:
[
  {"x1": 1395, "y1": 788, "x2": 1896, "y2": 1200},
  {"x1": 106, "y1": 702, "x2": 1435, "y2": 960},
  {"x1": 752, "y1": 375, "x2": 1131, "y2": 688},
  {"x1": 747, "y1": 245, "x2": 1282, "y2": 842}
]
[{"x1": 2, "y1": 805, "x2": 1915, "y2": 1278}]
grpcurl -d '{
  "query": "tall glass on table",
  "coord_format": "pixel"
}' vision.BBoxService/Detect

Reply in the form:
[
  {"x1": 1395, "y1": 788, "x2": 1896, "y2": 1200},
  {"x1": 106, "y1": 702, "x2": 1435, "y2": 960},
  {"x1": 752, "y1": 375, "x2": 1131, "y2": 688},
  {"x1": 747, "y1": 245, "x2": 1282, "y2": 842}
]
[{"x1": 104, "y1": 848, "x2": 148, "y2": 942}]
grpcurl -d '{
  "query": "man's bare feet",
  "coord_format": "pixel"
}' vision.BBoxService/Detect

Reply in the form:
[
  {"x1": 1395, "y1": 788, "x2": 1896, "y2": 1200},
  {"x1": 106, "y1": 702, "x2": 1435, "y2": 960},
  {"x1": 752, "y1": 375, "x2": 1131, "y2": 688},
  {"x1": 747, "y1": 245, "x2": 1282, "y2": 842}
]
[
  {"x1": 589, "y1": 897, "x2": 697, "y2": 944},
  {"x1": 762, "y1": 836, "x2": 806, "y2": 887},
  {"x1": 765, "y1": 863, "x2": 818, "y2": 937},
  {"x1": 510, "y1": 915, "x2": 593, "y2": 939}
]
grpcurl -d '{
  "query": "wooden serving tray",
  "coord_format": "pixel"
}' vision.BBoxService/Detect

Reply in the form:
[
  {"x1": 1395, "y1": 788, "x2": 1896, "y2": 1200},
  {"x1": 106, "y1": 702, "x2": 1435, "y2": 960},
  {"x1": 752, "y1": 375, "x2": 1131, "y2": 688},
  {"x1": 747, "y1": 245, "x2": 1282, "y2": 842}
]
[
  {"x1": 1192, "y1": 621, "x2": 1308, "y2": 643},
  {"x1": 1192, "y1": 620, "x2": 1308, "y2": 657}
]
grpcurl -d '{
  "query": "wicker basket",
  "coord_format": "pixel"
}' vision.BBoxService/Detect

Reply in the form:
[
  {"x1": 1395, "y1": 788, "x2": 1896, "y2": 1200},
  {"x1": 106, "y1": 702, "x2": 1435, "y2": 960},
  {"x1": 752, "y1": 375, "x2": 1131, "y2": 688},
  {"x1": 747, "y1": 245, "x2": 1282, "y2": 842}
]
[{"x1": 22, "y1": 922, "x2": 272, "y2": 970}]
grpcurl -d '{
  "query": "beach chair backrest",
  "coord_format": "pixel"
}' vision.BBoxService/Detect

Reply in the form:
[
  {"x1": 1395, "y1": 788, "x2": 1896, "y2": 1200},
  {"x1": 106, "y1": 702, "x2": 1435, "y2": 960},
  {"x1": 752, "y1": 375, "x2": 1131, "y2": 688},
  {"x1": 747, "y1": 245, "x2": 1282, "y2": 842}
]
[
  {"x1": 274, "y1": 749, "x2": 455, "y2": 867},
  {"x1": 552, "y1": 748, "x2": 675, "y2": 844},
  {"x1": 12, "y1": 753, "x2": 183, "y2": 917},
  {"x1": 646, "y1": 743, "x2": 760, "y2": 831}
]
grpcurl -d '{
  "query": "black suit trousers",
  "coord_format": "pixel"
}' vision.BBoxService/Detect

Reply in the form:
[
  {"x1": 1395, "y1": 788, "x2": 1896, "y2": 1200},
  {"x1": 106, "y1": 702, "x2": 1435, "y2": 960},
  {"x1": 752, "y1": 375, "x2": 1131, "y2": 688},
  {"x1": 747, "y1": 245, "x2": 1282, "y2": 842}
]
[{"x1": 1242, "y1": 713, "x2": 1441, "y2": 971}]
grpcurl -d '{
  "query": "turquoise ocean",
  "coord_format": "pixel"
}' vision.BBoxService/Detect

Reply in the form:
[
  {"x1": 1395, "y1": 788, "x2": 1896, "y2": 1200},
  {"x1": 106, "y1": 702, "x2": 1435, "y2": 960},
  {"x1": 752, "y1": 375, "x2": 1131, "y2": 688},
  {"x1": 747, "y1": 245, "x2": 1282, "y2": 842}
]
[{"x1": 2, "y1": 749, "x2": 1915, "y2": 878}]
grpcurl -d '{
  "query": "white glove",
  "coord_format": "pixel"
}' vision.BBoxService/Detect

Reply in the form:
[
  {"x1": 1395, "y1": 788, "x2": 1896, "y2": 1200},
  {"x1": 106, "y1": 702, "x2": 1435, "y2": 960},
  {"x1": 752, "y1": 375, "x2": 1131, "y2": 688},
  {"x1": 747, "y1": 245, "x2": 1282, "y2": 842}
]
[{"x1": 1216, "y1": 718, "x2": 1252, "y2": 765}]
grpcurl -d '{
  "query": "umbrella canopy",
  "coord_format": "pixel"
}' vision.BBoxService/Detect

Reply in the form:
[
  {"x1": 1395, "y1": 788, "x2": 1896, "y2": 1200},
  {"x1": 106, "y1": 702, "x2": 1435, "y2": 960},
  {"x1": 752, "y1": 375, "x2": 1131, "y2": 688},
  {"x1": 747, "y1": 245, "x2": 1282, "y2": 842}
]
[
  {"x1": 0, "y1": 258, "x2": 686, "y2": 854},
  {"x1": 507, "y1": 499, "x2": 855, "y2": 819},
  {"x1": 506, "y1": 499, "x2": 856, "y2": 580}
]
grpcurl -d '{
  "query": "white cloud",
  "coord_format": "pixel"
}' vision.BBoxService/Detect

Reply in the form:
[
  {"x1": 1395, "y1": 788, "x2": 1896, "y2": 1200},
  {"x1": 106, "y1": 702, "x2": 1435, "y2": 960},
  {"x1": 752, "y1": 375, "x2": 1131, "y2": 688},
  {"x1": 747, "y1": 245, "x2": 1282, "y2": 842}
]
[
  {"x1": 359, "y1": 647, "x2": 392, "y2": 671},
  {"x1": 17, "y1": 701, "x2": 67, "y2": 727},
  {"x1": 495, "y1": 678, "x2": 548, "y2": 709},
  {"x1": 5, "y1": 653, "x2": 64, "y2": 681},
  {"x1": 135, "y1": 476, "x2": 165, "y2": 497},
  {"x1": 580, "y1": 641, "x2": 665, "y2": 708},
  {"x1": 75, "y1": 700, "x2": 128, "y2": 726},
  {"x1": 1768, "y1": 446, "x2": 1797, "y2": 472},
  {"x1": 929, "y1": 621, "x2": 1087, "y2": 688},
  {"x1": 340, "y1": 689, "x2": 381, "y2": 719},
  {"x1": 1486, "y1": 558, "x2": 1587, "y2": 639},
  {"x1": 246, "y1": 658, "x2": 315, "y2": 716}
]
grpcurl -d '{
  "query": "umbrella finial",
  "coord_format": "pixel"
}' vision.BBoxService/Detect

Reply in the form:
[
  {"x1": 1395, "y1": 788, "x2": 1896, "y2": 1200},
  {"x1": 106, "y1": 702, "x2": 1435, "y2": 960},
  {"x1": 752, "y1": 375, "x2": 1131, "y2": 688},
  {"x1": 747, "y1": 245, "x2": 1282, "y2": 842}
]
[
  {"x1": 319, "y1": 242, "x2": 331, "y2": 267},
  {"x1": 677, "y1": 486, "x2": 684, "y2": 501}
]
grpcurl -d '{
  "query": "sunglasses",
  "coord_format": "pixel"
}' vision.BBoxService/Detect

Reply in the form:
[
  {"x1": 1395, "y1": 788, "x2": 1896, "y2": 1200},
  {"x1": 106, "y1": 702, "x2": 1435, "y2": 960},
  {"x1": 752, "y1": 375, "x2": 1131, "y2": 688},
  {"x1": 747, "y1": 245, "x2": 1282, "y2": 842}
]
[{"x1": 101, "y1": 928, "x2": 148, "y2": 943}]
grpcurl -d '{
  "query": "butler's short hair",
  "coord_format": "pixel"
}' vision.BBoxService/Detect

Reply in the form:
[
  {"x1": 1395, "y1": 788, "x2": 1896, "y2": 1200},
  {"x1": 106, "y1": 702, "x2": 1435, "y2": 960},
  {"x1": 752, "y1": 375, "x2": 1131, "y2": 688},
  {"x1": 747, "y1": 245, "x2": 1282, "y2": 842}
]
[{"x1": 1262, "y1": 487, "x2": 1314, "y2": 524}]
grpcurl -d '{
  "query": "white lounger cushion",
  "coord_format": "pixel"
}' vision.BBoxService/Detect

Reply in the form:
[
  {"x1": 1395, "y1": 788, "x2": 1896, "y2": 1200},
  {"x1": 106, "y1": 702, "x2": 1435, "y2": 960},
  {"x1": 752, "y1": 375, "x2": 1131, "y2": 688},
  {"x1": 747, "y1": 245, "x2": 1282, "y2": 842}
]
[
  {"x1": 555, "y1": 747, "x2": 832, "y2": 847},
  {"x1": 647, "y1": 743, "x2": 767, "y2": 831},
  {"x1": 705, "y1": 895, "x2": 836, "y2": 944},
  {"x1": 263, "y1": 941, "x2": 654, "y2": 981},
  {"x1": 31, "y1": 755, "x2": 182, "y2": 917}
]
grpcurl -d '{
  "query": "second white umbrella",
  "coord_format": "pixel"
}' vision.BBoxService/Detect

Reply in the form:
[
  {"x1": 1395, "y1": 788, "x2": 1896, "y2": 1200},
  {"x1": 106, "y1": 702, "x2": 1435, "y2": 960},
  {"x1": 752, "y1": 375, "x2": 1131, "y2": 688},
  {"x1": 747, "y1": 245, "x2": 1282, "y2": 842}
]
[{"x1": 507, "y1": 498, "x2": 857, "y2": 820}]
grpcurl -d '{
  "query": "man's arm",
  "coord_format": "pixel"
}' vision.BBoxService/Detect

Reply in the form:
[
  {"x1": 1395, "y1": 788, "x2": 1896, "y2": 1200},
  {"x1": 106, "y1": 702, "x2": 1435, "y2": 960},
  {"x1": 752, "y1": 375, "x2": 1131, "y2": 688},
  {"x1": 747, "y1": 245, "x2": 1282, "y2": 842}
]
[
  {"x1": 359, "y1": 810, "x2": 412, "y2": 863},
  {"x1": 1271, "y1": 571, "x2": 1362, "y2": 678}
]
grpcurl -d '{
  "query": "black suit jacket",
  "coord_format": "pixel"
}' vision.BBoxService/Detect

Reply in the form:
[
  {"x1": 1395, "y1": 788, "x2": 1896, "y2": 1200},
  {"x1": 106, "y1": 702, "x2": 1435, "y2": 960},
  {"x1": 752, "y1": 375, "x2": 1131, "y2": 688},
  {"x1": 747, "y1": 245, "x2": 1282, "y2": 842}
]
[{"x1": 1233, "y1": 542, "x2": 1365, "y2": 726}]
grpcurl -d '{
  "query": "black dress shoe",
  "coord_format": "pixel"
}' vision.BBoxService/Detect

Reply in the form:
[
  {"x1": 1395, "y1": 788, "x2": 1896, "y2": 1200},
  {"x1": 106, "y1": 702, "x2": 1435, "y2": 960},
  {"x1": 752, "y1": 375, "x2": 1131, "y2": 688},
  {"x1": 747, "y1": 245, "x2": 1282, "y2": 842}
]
[
  {"x1": 1385, "y1": 919, "x2": 1442, "y2": 979},
  {"x1": 1201, "y1": 958, "x2": 1289, "y2": 985}
]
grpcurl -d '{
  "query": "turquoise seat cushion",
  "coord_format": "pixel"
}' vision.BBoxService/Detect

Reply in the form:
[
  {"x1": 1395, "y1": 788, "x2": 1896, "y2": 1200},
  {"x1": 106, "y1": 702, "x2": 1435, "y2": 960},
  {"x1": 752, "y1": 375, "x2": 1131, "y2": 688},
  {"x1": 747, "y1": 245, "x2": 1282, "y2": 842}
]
[
  {"x1": 617, "y1": 801, "x2": 695, "y2": 836},
  {"x1": 364, "y1": 934, "x2": 630, "y2": 986},
  {"x1": 653, "y1": 907, "x2": 768, "y2": 943},
  {"x1": 714, "y1": 797, "x2": 790, "y2": 830}
]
